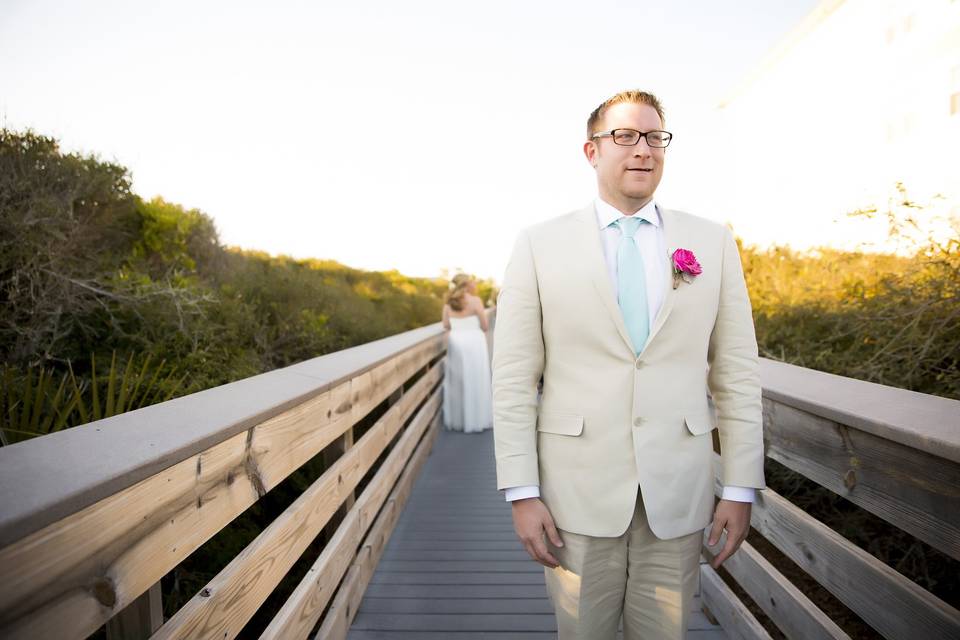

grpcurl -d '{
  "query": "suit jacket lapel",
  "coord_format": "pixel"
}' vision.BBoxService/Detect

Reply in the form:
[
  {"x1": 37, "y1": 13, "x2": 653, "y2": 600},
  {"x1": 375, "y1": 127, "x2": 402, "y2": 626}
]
[
  {"x1": 641, "y1": 206, "x2": 681, "y2": 356},
  {"x1": 573, "y1": 206, "x2": 635, "y2": 353}
]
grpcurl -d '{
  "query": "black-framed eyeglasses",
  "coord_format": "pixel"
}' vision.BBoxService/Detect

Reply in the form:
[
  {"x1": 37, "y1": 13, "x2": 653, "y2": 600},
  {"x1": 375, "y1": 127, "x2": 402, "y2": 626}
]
[{"x1": 591, "y1": 128, "x2": 673, "y2": 148}]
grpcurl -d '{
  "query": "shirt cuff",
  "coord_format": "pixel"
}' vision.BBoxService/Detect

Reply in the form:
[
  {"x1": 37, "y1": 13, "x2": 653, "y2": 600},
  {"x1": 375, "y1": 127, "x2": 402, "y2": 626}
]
[
  {"x1": 721, "y1": 485, "x2": 756, "y2": 503},
  {"x1": 504, "y1": 485, "x2": 541, "y2": 501}
]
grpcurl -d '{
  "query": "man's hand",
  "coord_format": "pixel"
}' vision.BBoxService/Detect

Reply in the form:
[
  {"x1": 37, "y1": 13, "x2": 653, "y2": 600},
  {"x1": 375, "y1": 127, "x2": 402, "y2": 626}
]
[
  {"x1": 511, "y1": 498, "x2": 564, "y2": 568},
  {"x1": 706, "y1": 499, "x2": 751, "y2": 569}
]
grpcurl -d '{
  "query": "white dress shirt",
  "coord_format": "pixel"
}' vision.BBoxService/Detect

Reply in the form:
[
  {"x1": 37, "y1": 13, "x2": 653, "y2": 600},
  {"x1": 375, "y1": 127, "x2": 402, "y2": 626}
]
[{"x1": 504, "y1": 199, "x2": 755, "y2": 504}]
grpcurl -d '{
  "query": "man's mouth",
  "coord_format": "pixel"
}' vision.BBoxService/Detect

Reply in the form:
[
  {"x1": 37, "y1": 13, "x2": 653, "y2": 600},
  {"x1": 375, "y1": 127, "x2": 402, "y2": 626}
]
[{"x1": 627, "y1": 168, "x2": 652, "y2": 172}]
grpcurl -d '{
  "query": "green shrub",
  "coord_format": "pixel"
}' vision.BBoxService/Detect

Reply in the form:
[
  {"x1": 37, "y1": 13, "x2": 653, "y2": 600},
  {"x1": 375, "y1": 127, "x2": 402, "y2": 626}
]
[{"x1": 0, "y1": 351, "x2": 184, "y2": 445}]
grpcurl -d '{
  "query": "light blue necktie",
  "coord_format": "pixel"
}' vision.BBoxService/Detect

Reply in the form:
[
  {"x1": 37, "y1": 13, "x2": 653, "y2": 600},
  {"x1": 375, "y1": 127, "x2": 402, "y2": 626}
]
[{"x1": 612, "y1": 216, "x2": 649, "y2": 355}]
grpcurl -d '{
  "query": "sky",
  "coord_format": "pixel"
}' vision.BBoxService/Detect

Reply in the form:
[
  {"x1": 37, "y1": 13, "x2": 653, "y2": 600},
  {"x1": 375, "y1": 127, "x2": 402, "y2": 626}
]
[{"x1": 1, "y1": 0, "x2": 820, "y2": 281}]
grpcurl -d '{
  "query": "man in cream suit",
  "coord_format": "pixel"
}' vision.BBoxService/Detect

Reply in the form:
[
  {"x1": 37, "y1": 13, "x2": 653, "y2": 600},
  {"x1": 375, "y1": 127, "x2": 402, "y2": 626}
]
[{"x1": 492, "y1": 90, "x2": 765, "y2": 639}]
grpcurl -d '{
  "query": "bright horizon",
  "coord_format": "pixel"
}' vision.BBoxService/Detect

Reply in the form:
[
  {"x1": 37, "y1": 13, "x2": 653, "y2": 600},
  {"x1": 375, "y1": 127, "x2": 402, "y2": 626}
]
[{"x1": 1, "y1": 0, "x2": 820, "y2": 282}]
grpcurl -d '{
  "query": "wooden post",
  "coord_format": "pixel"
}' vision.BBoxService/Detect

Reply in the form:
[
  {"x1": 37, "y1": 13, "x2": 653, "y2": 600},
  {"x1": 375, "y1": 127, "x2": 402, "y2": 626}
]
[
  {"x1": 321, "y1": 383, "x2": 406, "y2": 545},
  {"x1": 342, "y1": 427, "x2": 355, "y2": 511},
  {"x1": 388, "y1": 388, "x2": 403, "y2": 406},
  {"x1": 701, "y1": 604, "x2": 720, "y2": 626},
  {"x1": 105, "y1": 581, "x2": 163, "y2": 639},
  {"x1": 322, "y1": 426, "x2": 355, "y2": 541}
]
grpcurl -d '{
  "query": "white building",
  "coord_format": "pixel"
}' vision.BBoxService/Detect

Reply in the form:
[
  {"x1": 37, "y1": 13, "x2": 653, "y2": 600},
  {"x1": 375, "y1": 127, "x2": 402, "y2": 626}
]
[{"x1": 716, "y1": 0, "x2": 960, "y2": 253}]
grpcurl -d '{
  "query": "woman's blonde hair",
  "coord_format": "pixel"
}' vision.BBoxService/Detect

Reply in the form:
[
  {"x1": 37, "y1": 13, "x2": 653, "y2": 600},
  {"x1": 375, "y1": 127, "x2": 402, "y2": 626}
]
[{"x1": 445, "y1": 273, "x2": 474, "y2": 312}]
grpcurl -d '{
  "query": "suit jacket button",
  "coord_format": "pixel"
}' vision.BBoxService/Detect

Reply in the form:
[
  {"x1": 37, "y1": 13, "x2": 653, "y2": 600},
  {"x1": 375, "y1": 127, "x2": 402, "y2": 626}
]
[
  {"x1": 635, "y1": 360, "x2": 644, "y2": 369},
  {"x1": 633, "y1": 417, "x2": 643, "y2": 427}
]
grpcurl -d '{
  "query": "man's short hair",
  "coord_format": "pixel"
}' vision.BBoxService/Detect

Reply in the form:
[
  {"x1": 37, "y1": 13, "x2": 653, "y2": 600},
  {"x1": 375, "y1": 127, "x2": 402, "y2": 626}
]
[{"x1": 587, "y1": 90, "x2": 665, "y2": 139}]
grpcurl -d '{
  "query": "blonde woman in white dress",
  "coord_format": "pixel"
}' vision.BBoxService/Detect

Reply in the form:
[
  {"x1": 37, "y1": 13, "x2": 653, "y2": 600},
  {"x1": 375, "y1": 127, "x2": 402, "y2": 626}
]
[{"x1": 441, "y1": 273, "x2": 493, "y2": 433}]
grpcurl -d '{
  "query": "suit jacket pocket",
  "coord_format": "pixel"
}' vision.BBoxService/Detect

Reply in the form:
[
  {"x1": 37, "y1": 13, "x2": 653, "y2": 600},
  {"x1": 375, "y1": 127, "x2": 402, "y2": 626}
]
[
  {"x1": 536, "y1": 413, "x2": 584, "y2": 436},
  {"x1": 684, "y1": 410, "x2": 716, "y2": 436}
]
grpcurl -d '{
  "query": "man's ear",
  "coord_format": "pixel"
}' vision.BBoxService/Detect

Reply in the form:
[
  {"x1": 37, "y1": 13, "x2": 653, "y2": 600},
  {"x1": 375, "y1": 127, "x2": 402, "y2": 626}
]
[{"x1": 583, "y1": 140, "x2": 598, "y2": 167}]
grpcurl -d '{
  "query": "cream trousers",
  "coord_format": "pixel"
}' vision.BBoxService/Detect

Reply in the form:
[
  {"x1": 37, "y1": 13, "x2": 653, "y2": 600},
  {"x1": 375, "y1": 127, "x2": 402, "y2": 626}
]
[{"x1": 544, "y1": 491, "x2": 703, "y2": 639}]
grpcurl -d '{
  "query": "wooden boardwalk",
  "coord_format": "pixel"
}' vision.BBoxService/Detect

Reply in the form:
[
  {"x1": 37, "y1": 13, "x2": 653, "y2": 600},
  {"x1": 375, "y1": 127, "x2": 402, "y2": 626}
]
[{"x1": 347, "y1": 427, "x2": 728, "y2": 639}]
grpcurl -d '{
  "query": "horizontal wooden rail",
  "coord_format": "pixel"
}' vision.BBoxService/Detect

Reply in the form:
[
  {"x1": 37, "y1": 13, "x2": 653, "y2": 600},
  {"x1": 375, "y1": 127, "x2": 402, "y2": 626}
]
[
  {"x1": 709, "y1": 449, "x2": 960, "y2": 640},
  {"x1": 762, "y1": 393, "x2": 960, "y2": 562},
  {"x1": 759, "y1": 358, "x2": 960, "y2": 464},
  {"x1": 696, "y1": 359, "x2": 960, "y2": 639},
  {"x1": 702, "y1": 536, "x2": 848, "y2": 640},
  {"x1": 0, "y1": 323, "x2": 447, "y2": 639},
  {"x1": 153, "y1": 374, "x2": 443, "y2": 639},
  {"x1": 262, "y1": 404, "x2": 441, "y2": 639},
  {"x1": 314, "y1": 412, "x2": 441, "y2": 640},
  {"x1": 700, "y1": 563, "x2": 772, "y2": 640},
  {"x1": 0, "y1": 324, "x2": 444, "y2": 548},
  {"x1": 6, "y1": 308, "x2": 954, "y2": 640}
]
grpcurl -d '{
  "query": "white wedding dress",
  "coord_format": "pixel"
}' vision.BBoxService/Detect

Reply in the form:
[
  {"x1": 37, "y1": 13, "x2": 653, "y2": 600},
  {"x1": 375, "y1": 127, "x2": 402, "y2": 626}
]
[{"x1": 442, "y1": 315, "x2": 493, "y2": 433}]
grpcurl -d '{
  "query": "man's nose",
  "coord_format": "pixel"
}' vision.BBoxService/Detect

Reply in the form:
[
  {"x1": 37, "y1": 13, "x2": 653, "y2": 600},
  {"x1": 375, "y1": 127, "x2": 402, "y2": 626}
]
[{"x1": 632, "y1": 139, "x2": 652, "y2": 156}]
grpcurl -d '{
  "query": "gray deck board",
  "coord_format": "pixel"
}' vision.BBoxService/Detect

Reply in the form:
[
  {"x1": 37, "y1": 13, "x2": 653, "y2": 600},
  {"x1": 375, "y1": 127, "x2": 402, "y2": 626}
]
[
  {"x1": 370, "y1": 572, "x2": 544, "y2": 585},
  {"x1": 347, "y1": 428, "x2": 728, "y2": 639},
  {"x1": 362, "y1": 584, "x2": 549, "y2": 599}
]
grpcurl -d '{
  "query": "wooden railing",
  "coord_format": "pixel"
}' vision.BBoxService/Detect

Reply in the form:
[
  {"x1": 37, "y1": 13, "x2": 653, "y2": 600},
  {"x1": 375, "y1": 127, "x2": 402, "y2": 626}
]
[
  {"x1": 0, "y1": 322, "x2": 448, "y2": 639},
  {"x1": 699, "y1": 358, "x2": 960, "y2": 639},
  {"x1": 2, "y1": 307, "x2": 957, "y2": 640}
]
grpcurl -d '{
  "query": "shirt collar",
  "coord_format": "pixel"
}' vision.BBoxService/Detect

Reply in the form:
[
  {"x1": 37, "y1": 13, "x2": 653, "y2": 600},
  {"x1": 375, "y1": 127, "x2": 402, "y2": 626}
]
[{"x1": 594, "y1": 197, "x2": 661, "y2": 230}]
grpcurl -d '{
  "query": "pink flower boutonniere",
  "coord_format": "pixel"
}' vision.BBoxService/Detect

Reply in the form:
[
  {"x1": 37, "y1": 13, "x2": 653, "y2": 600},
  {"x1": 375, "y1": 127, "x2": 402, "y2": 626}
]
[{"x1": 671, "y1": 248, "x2": 702, "y2": 289}]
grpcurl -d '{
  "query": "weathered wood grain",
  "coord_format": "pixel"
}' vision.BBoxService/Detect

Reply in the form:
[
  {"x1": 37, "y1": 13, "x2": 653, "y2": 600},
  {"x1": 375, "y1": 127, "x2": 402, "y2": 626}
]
[
  {"x1": 712, "y1": 456, "x2": 960, "y2": 639},
  {"x1": 149, "y1": 386, "x2": 442, "y2": 639},
  {"x1": 105, "y1": 582, "x2": 163, "y2": 639},
  {"x1": 0, "y1": 342, "x2": 442, "y2": 640},
  {"x1": 258, "y1": 409, "x2": 441, "y2": 638},
  {"x1": 315, "y1": 417, "x2": 440, "y2": 640},
  {"x1": 0, "y1": 429, "x2": 254, "y2": 640},
  {"x1": 702, "y1": 535, "x2": 848, "y2": 640},
  {"x1": 759, "y1": 358, "x2": 960, "y2": 464},
  {"x1": 762, "y1": 397, "x2": 960, "y2": 561},
  {"x1": 0, "y1": 327, "x2": 445, "y2": 548},
  {"x1": 700, "y1": 564, "x2": 771, "y2": 640}
]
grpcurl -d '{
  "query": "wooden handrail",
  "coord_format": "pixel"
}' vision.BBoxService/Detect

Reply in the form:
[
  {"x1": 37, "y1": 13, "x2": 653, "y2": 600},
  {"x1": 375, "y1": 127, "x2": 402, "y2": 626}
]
[
  {"x1": 2, "y1": 306, "x2": 956, "y2": 640},
  {"x1": 0, "y1": 323, "x2": 444, "y2": 548},
  {"x1": 152, "y1": 375, "x2": 444, "y2": 639},
  {"x1": 760, "y1": 358, "x2": 960, "y2": 464},
  {"x1": 0, "y1": 322, "x2": 448, "y2": 639},
  {"x1": 701, "y1": 358, "x2": 960, "y2": 639}
]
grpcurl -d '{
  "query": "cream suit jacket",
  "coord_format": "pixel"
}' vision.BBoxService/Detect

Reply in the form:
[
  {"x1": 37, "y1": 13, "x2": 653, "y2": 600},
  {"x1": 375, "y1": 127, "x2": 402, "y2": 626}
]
[{"x1": 492, "y1": 204, "x2": 766, "y2": 540}]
